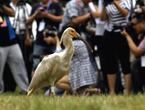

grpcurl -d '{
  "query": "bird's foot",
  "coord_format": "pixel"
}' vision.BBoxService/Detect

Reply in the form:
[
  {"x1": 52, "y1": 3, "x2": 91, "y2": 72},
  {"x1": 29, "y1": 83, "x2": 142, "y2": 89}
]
[{"x1": 52, "y1": 92, "x2": 55, "y2": 97}]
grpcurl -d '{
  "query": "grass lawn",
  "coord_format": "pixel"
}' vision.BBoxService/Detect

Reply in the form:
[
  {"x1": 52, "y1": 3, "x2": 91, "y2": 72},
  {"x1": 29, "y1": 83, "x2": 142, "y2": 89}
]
[{"x1": 0, "y1": 89, "x2": 145, "y2": 110}]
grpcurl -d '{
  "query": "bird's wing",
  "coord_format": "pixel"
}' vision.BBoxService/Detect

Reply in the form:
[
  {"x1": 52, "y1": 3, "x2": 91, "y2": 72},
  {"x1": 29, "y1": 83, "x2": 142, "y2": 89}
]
[{"x1": 27, "y1": 54, "x2": 61, "y2": 96}]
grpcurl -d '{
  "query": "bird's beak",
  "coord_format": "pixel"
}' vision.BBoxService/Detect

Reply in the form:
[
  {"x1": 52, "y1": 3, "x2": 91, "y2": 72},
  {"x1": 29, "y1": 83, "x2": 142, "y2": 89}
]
[{"x1": 76, "y1": 33, "x2": 93, "y2": 53}]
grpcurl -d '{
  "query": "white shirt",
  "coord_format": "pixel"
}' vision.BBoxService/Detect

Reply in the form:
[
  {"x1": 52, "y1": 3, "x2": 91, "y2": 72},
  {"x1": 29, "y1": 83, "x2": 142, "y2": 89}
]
[{"x1": 9, "y1": 2, "x2": 32, "y2": 34}]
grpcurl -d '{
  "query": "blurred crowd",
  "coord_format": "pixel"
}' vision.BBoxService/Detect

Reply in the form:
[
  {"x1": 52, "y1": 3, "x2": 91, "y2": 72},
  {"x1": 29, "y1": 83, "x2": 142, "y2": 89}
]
[{"x1": 0, "y1": 0, "x2": 145, "y2": 96}]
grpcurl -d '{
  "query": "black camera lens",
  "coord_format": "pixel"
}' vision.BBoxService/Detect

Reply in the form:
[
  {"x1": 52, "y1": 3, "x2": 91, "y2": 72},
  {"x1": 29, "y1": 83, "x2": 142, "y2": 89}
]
[
  {"x1": 136, "y1": 0, "x2": 144, "y2": 6},
  {"x1": 45, "y1": 29, "x2": 56, "y2": 37},
  {"x1": 44, "y1": 26, "x2": 57, "y2": 38},
  {"x1": 45, "y1": 33, "x2": 55, "y2": 37},
  {"x1": 40, "y1": 7, "x2": 45, "y2": 11}
]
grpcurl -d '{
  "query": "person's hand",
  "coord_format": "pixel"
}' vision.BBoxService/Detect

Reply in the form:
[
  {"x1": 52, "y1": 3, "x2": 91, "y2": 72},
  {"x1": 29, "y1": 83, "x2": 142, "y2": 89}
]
[
  {"x1": 91, "y1": 11, "x2": 99, "y2": 18},
  {"x1": 113, "y1": 0, "x2": 121, "y2": 5},
  {"x1": 103, "y1": 3, "x2": 108, "y2": 7},
  {"x1": 25, "y1": 38, "x2": 32, "y2": 46},
  {"x1": 34, "y1": 7, "x2": 46, "y2": 17},
  {"x1": 39, "y1": 9, "x2": 49, "y2": 18},
  {"x1": 35, "y1": 7, "x2": 42, "y2": 15},
  {"x1": 54, "y1": 33, "x2": 60, "y2": 47},
  {"x1": 54, "y1": 33, "x2": 59, "y2": 41},
  {"x1": 120, "y1": 27, "x2": 129, "y2": 37},
  {"x1": 52, "y1": 0, "x2": 59, "y2": 2}
]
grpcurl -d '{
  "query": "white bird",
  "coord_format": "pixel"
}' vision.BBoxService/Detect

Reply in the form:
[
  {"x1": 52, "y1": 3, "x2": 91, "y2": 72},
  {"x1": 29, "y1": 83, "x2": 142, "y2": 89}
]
[{"x1": 27, "y1": 27, "x2": 93, "y2": 97}]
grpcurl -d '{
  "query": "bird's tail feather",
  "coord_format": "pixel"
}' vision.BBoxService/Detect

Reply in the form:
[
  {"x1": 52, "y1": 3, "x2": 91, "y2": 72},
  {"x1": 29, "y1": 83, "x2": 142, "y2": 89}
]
[
  {"x1": 27, "y1": 88, "x2": 37, "y2": 97},
  {"x1": 27, "y1": 89, "x2": 34, "y2": 97},
  {"x1": 27, "y1": 82, "x2": 49, "y2": 97}
]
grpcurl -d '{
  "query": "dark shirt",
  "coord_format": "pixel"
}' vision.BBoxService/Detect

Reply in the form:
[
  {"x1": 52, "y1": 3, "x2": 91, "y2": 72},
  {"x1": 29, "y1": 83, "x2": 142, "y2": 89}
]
[
  {"x1": 30, "y1": 2, "x2": 63, "y2": 46},
  {"x1": 0, "y1": 4, "x2": 17, "y2": 47}
]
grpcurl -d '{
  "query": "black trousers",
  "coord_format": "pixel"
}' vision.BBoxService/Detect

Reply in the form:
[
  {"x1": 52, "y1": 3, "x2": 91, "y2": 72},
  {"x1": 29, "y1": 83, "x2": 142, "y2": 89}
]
[
  {"x1": 131, "y1": 57, "x2": 145, "y2": 94},
  {"x1": 92, "y1": 35, "x2": 124, "y2": 94}
]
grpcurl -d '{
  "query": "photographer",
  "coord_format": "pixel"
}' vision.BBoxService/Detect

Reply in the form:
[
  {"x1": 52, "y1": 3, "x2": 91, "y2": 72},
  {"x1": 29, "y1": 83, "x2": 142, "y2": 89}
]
[
  {"x1": 120, "y1": 12, "x2": 145, "y2": 94},
  {"x1": 135, "y1": 0, "x2": 145, "y2": 13},
  {"x1": 44, "y1": 22, "x2": 97, "y2": 96},
  {"x1": 9, "y1": 0, "x2": 32, "y2": 49},
  {"x1": 0, "y1": 1, "x2": 29, "y2": 94},
  {"x1": 43, "y1": 25, "x2": 58, "y2": 46},
  {"x1": 100, "y1": 0, "x2": 131, "y2": 95},
  {"x1": 26, "y1": 0, "x2": 63, "y2": 83},
  {"x1": 9, "y1": 0, "x2": 32, "y2": 82}
]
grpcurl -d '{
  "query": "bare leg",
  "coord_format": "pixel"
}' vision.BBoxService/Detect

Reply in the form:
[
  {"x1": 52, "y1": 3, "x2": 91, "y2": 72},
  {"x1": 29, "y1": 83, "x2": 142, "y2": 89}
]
[
  {"x1": 51, "y1": 86, "x2": 55, "y2": 97},
  {"x1": 56, "y1": 75, "x2": 72, "y2": 92},
  {"x1": 49, "y1": 88, "x2": 51, "y2": 96},
  {"x1": 107, "y1": 74, "x2": 116, "y2": 96},
  {"x1": 124, "y1": 74, "x2": 131, "y2": 95}
]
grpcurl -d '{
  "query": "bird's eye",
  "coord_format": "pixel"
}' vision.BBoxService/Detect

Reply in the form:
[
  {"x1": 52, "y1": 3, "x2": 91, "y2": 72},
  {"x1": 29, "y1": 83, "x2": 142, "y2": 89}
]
[{"x1": 71, "y1": 30, "x2": 74, "y2": 32}]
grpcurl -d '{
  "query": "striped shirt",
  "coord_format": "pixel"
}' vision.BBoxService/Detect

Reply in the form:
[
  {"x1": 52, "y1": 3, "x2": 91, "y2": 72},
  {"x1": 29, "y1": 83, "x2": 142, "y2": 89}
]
[
  {"x1": 138, "y1": 35, "x2": 145, "y2": 50},
  {"x1": 105, "y1": 0, "x2": 131, "y2": 32},
  {"x1": 69, "y1": 40, "x2": 97, "y2": 94},
  {"x1": 55, "y1": 40, "x2": 97, "y2": 94},
  {"x1": 61, "y1": 0, "x2": 89, "y2": 27}
]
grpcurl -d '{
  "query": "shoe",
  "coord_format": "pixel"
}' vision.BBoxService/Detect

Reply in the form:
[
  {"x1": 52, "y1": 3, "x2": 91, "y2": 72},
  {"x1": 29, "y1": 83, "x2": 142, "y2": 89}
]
[
  {"x1": 83, "y1": 88, "x2": 101, "y2": 96},
  {"x1": 19, "y1": 90, "x2": 27, "y2": 95}
]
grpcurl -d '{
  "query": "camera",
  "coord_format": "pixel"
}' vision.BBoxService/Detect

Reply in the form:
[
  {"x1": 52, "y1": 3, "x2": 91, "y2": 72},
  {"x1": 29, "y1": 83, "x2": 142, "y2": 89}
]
[
  {"x1": 45, "y1": 29, "x2": 57, "y2": 37},
  {"x1": 103, "y1": 0, "x2": 114, "y2": 4},
  {"x1": 113, "y1": 21, "x2": 135, "y2": 33},
  {"x1": 17, "y1": 0, "x2": 26, "y2": 6},
  {"x1": 136, "y1": 0, "x2": 144, "y2": 6},
  {"x1": 40, "y1": 7, "x2": 45, "y2": 11},
  {"x1": 44, "y1": 25, "x2": 57, "y2": 37}
]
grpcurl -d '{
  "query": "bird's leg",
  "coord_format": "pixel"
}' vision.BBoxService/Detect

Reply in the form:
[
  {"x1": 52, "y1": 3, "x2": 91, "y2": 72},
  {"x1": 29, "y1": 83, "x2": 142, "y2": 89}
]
[
  {"x1": 49, "y1": 87, "x2": 51, "y2": 96},
  {"x1": 51, "y1": 86, "x2": 55, "y2": 97}
]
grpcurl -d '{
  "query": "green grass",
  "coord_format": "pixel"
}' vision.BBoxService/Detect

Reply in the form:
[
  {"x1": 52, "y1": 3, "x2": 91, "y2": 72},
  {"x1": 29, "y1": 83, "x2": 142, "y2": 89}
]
[{"x1": 0, "y1": 90, "x2": 145, "y2": 110}]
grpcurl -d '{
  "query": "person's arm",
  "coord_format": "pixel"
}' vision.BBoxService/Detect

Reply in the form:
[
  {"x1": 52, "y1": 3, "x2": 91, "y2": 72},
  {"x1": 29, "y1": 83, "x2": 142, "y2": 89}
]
[
  {"x1": 141, "y1": 5, "x2": 145, "y2": 12},
  {"x1": 47, "y1": 14, "x2": 63, "y2": 23},
  {"x1": 25, "y1": 27, "x2": 32, "y2": 46},
  {"x1": 55, "y1": 33, "x2": 60, "y2": 48},
  {"x1": 40, "y1": 11, "x2": 63, "y2": 23},
  {"x1": 121, "y1": 28, "x2": 145, "y2": 57},
  {"x1": 113, "y1": 0, "x2": 129, "y2": 16},
  {"x1": 91, "y1": 11, "x2": 101, "y2": 18},
  {"x1": 100, "y1": 4, "x2": 107, "y2": 21},
  {"x1": 26, "y1": 12, "x2": 37, "y2": 25},
  {"x1": 26, "y1": 7, "x2": 41, "y2": 25},
  {"x1": 90, "y1": 5, "x2": 101, "y2": 18},
  {"x1": 71, "y1": 13, "x2": 91, "y2": 24},
  {"x1": 0, "y1": 4, "x2": 15, "y2": 17}
]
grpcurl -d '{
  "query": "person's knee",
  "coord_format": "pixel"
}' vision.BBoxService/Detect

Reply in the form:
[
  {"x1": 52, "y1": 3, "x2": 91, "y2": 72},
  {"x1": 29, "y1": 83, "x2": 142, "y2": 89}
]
[{"x1": 55, "y1": 80, "x2": 61, "y2": 88}]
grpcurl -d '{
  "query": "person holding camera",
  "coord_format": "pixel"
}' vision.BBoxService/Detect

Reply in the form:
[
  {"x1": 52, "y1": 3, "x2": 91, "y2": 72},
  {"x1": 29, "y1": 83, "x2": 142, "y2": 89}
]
[
  {"x1": 0, "y1": 1, "x2": 29, "y2": 94},
  {"x1": 43, "y1": 25, "x2": 58, "y2": 46},
  {"x1": 9, "y1": 0, "x2": 32, "y2": 83},
  {"x1": 120, "y1": 12, "x2": 145, "y2": 94},
  {"x1": 26, "y1": 0, "x2": 63, "y2": 81},
  {"x1": 135, "y1": 0, "x2": 145, "y2": 13},
  {"x1": 100, "y1": 0, "x2": 131, "y2": 95},
  {"x1": 9, "y1": 0, "x2": 32, "y2": 57},
  {"x1": 61, "y1": 0, "x2": 97, "y2": 28}
]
